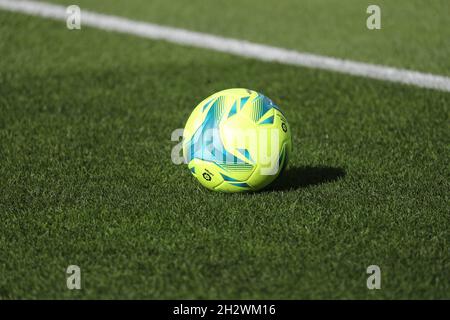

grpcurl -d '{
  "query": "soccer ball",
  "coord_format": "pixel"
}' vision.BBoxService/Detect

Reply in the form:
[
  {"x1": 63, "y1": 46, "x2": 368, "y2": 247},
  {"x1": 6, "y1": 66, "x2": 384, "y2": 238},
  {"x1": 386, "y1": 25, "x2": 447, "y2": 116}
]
[{"x1": 183, "y1": 88, "x2": 292, "y2": 192}]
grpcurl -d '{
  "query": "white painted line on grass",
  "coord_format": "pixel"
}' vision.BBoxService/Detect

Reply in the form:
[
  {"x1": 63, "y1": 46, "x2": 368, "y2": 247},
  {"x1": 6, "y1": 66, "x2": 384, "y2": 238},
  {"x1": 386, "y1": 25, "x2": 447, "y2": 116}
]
[{"x1": 1, "y1": 0, "x2": 450, "y2": 92}]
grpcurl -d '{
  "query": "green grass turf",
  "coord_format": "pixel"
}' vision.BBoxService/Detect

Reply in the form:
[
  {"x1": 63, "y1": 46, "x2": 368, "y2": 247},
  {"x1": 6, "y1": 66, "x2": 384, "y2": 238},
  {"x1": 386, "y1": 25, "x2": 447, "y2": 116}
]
[
  {"x1": 0, "y1": 10, "x2": 449, "y2": 299},
  {"x1": 47, "y1": 0, "x2": 450, "y2": 75}
]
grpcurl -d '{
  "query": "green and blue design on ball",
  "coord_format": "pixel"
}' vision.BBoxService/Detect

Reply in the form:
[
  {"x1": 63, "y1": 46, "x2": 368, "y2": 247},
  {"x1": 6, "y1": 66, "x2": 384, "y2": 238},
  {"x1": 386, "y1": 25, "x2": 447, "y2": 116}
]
[{"x1": 183, "y1": 88, "x2": 292, "y2": 192}]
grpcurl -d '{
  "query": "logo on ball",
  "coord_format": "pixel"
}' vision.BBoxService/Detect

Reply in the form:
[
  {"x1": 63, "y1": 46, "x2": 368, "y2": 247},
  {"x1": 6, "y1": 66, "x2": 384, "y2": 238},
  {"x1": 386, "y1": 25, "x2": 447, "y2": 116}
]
[{"x1": 202, "y1": 173, "x2": 212, "y2": 181}]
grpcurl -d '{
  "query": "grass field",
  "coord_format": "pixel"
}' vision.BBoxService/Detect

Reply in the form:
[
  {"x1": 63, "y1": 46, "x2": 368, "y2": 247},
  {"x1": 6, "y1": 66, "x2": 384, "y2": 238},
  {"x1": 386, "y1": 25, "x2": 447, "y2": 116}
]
[{"x1": 0, "y1": 1, "x2": 449, "y2": 299}]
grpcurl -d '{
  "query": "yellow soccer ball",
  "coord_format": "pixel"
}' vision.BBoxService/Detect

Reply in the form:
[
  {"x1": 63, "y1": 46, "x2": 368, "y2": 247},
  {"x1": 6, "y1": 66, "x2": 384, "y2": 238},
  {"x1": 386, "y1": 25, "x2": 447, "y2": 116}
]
[{"x1": 183, "y1": 88, "x2": 292, "y2": 192}]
